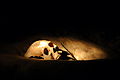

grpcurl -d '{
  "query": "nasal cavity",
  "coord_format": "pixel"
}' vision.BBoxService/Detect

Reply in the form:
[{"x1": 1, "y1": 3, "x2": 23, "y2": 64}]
[{"x1": 44, "y1": 48, "x2": 49, "y2": 55}]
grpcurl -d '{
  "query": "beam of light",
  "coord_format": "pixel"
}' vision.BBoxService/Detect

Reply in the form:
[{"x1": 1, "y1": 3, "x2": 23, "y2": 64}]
[
  {"x1": 58, "y1": 37, "x2": 107, "y2": 60},
  {"x1": 23, "y1": 36, "x2": 108, "y2": 60}
]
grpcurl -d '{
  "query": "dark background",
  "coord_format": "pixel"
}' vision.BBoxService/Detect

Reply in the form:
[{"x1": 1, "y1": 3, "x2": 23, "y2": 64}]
[
  {"x1": 0, "y1": 16, "x2": 8, "y2": 24},
  {"x1": 0, "y1": 15, "x2": 119, "y2": 43}
]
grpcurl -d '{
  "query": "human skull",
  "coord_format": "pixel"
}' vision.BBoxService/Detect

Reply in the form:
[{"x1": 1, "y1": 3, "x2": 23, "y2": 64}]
[{"x1": 24, "y1": 40, "x2": 63, "y2": 60}]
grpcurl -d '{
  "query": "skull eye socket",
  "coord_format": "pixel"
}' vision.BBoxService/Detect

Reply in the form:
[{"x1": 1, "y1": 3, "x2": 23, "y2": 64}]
[
  {"x1": 48, "y1": 42, "x2": 54, "y2": 47},
  {"x1": 44, "y1": 48, "x2": 49, "y2": 55}
]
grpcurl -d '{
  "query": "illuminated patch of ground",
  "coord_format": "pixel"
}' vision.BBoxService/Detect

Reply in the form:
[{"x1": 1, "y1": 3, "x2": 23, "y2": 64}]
[
  {"x1": 17, "y1": 35, "x2": 107, "y2": 60},
  {"x1": 58, "y1": 37, "x2": 107, "y2": 60}
]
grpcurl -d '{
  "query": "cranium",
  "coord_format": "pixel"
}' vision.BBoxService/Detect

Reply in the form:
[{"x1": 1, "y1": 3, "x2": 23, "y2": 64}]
[{"x1": 24, "y1": 40, "x2": 73, "y2": 60}]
